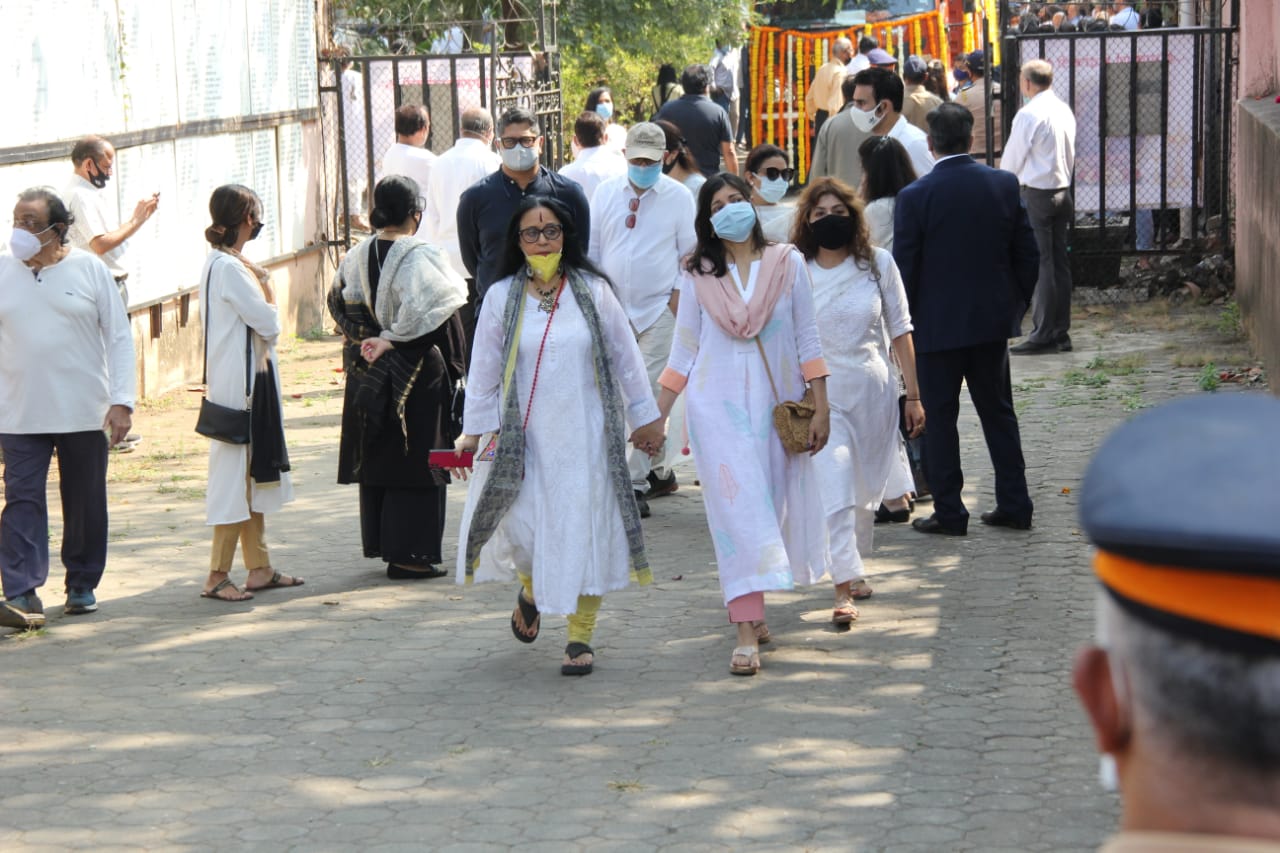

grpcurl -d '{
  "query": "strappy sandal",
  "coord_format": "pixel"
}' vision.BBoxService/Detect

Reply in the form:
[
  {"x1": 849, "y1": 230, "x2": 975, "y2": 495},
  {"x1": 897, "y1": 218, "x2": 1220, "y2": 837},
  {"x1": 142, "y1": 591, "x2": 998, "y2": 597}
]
[
  {"x1": 752, "y1": 620, "x2": 772, "y2": 645},
  {"x1": 561, "y1": 642, "x2": 594, "y2": 676},
  {"x1": 832, "y1": 598, "x2": 860, "y2": 626},
  {"x1": 730, "y1": 645, "x2": 760, "y2": 676},
  {"x1": 510, "y1": 588, "x2": 540, "y2": 644},
  {"x1": 851, "y1": 580, "x2": 874, "y2": 600},
  {"x1": 201, "y1": 578, "x2": 254, "y2": 602}
]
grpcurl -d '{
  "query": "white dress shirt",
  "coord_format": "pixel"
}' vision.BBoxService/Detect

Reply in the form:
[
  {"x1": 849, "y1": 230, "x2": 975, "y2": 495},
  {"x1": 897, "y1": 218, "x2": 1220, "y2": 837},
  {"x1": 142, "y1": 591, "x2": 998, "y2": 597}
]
[
  {"x1": 1110, "y1": 6, "x2": 1140, "y2": 30},
  {"x1": 421, "y1": 137, "x2": 501, "y2": 277},
  {"x1": 559, "y1": 144, "x2": 627, "y2": 203},
  {"x1": 886, "y1": 116, "x2": 935, "y2": 177},
  {"x1": 63, "y1": 174, "x2": 127, "y2": 277},
  {"x1": 588, "y1": 173, "x2": 697, "y2": 334},
  {"x1": 0, "y1": 250, "x2": 135, "y2": 433},
  {"x1": 380, "y1": 142, "x2": 436, "y2": 195},
  {"x1": 846, "y1": 53, "x2": 871, "y2": 75},
  {"x1": 1001, "y1": 88, "x2": 1077, "y2": 190}
]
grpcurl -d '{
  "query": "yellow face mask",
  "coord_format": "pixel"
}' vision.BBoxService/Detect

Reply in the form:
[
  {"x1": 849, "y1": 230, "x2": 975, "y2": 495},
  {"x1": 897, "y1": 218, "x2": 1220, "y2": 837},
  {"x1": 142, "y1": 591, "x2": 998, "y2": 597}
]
[{"x1": 526, "y1": 252, "x2": 562, "y2": 282}]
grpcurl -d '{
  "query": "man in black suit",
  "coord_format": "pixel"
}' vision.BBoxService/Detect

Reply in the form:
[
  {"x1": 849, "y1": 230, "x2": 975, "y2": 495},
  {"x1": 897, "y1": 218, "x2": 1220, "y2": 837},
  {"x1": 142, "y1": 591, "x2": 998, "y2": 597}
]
[{"x1": 893, "y1": 103, "x2": 1039, "y2": 535}]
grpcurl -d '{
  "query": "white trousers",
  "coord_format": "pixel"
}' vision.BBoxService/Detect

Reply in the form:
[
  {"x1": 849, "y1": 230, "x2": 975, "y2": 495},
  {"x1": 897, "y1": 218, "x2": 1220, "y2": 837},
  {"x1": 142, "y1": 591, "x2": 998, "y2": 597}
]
[
  {"x1": 827, "y1": 505, "x2": 874, "y2": 584},
  {"x1": 629, "y1": 309, "x2": 675, "y2": 491}
]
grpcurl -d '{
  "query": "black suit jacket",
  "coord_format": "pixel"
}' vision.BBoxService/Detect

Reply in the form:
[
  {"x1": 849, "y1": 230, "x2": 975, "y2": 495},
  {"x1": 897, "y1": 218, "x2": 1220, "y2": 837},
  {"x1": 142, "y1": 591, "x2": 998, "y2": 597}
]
[{"x1": 893, "y1": 155, "x2": 1039, "y2": 354}]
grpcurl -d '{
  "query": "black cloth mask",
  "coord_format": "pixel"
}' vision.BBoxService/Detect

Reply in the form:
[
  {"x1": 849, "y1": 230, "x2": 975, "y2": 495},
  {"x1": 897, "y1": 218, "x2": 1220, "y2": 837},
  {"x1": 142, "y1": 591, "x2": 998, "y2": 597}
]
[{"x1": 811, "y1": 214, "x2": 854, "y2": 250}]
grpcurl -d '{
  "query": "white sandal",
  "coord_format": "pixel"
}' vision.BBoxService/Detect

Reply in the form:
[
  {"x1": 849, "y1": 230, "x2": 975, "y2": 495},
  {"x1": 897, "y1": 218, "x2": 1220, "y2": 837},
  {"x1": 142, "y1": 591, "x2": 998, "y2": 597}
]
[{"x1": 730, "y1": 645, "x2": 760, "y2": 676}]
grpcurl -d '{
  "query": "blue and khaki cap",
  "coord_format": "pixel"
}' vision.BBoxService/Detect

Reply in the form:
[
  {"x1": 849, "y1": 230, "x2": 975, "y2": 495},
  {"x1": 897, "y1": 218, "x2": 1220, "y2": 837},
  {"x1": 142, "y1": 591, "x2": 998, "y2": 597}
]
[{"x1": 1080, "y1": 394, "x2": 1280, "y2": 655}]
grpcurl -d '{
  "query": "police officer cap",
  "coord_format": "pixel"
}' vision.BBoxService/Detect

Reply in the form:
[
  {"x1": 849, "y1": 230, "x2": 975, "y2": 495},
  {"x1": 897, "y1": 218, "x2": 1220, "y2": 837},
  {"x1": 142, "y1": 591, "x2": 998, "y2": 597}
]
[
  {"x1": 965, "y1": 50, "x2": 987, "y2": 73},
  {"x1": 1081, "y1": 393, "x2": 1280, "y2": 654}
]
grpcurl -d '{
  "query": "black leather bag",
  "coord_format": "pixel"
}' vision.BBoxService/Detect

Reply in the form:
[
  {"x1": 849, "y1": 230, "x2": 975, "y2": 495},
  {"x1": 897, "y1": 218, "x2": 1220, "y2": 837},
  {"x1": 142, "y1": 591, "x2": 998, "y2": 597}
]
[{"x1": 194, "y1": 262, "x2": 253, "y2": 444}]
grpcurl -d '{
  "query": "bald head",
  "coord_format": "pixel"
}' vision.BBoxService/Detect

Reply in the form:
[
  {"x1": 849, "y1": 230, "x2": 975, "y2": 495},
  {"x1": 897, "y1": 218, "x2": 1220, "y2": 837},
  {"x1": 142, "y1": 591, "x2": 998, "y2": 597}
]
[
  {"x1": 459, "y1": 107, "x2": 494, "y2": 141},
  {"x1": 832, "y1": 37, "x2": 853, "y2": 63}
]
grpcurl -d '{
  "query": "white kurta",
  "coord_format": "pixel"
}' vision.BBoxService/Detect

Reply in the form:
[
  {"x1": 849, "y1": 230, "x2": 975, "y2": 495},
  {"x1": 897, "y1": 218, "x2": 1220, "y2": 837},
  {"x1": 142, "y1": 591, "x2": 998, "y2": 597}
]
[
  {"x1": 809, "y1": 249, "x2": 913, "y2": 520},
  {"x1": 665, "y1": 249, "x2": 830, "y2": 601},
  {"x1": 456, "y1": 274, "x2": 659, "y2": 616},
  {"x1": 757, "y1": 204, "x2": 798, "y2": 244},
  {"x1": 201, "y1": 253, "x2": 294, "y2": 525}
]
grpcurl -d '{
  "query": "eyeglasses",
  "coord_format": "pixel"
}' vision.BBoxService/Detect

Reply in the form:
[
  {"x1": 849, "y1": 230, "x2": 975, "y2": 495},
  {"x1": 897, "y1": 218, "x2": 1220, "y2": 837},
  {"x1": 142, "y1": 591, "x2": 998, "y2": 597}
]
[
  {"x1": 625, "y1": 196, "x2": 640, "y2": 230},
  {"x1": 498, "y1": 136, "x2": 539, "y2": 149},
  {"x1": 518, "y1": 224, "x2": 563, "y2": 243},
  {"x1": 757, "y1": 167, "x2": 795, "y2": 182}
]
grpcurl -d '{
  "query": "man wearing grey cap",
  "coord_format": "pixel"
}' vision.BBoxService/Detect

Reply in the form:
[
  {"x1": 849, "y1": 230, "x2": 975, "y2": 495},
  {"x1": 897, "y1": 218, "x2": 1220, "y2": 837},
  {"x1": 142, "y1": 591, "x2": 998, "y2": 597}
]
[
  {"x1": 901, "y1": 55, "x2": 943, "y2": 133},
  {"x1": 588, "y1": 123, "x2": 696, "y2": 517},
  {"x1": 1073, "y1": 393, "x2": 1280, "y2": 852}
]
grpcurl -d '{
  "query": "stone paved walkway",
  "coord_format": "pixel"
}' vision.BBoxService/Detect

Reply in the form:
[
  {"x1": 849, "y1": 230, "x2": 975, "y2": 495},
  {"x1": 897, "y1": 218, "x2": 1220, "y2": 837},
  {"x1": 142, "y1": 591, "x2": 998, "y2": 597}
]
[{"x1": 0, "y1": 304, "x2": 1263, "y2": 852}]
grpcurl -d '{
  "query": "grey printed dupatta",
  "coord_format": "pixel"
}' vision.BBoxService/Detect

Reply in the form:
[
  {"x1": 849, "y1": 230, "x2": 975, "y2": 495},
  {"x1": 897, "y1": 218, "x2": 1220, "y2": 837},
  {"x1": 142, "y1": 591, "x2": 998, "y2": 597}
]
[{"x1": 462, "y1": 267, "x2": 651, "y2": 585}]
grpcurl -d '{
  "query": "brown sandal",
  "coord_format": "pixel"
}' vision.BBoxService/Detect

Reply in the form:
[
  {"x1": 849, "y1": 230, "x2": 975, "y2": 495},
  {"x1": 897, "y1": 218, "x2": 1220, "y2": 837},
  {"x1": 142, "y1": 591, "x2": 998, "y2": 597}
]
[{"x1": 201, "y1": 578, "x2": 254, "y2": 602}]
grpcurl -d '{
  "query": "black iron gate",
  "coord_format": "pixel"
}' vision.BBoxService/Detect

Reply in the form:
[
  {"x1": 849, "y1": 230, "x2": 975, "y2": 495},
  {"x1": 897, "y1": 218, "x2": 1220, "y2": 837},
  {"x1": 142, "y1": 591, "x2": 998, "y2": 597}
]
[
  {"x1": 999, "y1": 12, "x2": 1238, "y2": 286},
  {"x1": 318, "y1": 6, "x2": 561, "y2": 254}
]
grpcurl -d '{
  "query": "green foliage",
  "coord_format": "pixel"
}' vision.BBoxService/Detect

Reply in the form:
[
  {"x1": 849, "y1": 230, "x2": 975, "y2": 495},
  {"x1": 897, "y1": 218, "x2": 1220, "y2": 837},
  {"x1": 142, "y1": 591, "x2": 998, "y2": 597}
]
[
  {"x1": 1197, "y1": 362, "x2": 1220, "y2": 392},
  {"x1": 1216, "y1": 300, "x2": 1243, "y2": 339}
]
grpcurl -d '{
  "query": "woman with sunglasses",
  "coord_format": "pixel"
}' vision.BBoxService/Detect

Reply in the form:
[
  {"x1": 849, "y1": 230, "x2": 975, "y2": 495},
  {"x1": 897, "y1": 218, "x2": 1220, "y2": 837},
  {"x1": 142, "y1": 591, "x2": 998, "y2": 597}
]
[
  {"x1": 329, "y1": 175, "x2": 468, "y2": 583},
  {"x1": 454, "y1": 197, "x2": 664, "y2": 677},
  {"x1": 743, "y1": 144, "x2": 797, "y2": 242},
  {"x1": 656, "y1": 173, "x2": 831, "y2": 676},
  {"x1": 790, "y1": 177, "x2": 924, "y2": 624}
]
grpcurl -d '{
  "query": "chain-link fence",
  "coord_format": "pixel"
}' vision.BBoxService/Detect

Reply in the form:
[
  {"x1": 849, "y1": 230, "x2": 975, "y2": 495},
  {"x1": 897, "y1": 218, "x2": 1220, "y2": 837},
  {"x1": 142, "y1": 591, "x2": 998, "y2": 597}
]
[{"x1": 1001, "y1": 23, "x2": 1237, "y2": 287}]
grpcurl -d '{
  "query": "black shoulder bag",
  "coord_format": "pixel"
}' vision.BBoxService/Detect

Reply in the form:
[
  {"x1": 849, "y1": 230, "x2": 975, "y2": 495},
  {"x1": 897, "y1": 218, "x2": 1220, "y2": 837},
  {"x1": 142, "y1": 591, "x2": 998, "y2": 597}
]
[{"x1": 194, "y1": 260, "x2": 253, "y2": 444}]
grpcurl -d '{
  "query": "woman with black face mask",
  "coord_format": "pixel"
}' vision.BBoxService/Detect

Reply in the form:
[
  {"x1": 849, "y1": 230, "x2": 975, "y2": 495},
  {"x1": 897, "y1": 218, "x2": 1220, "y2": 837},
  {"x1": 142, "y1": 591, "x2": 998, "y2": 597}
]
[{"x1": 789, "y1": 177, "x2": 924, "y2": 626}]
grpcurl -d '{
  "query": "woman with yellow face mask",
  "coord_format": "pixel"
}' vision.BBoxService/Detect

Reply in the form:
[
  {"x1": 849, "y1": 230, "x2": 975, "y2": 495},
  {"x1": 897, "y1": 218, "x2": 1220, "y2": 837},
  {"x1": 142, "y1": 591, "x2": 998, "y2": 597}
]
[{"x1": 452, "y1": 197, "x2": 665, "y2": 677}]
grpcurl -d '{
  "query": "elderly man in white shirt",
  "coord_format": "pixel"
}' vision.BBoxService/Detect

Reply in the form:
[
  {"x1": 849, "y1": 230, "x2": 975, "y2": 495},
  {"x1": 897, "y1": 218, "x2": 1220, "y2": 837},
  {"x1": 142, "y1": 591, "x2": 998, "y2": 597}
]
[
  {"x1": 63, "y1": 135, "x2": 159, "y2": 309},
  {"x1": 850, "y1": 67, "x2": 935, "y2": 178},
  {"x1": 379, "y1": 104, "x2": 436, "y2": 195},
  {"x1": 559, "y1": 111, "x2": 626, "y2": 203},
  {"x1": 0, "y1": 188, "x2": 136, "y2": 630},
  {"x1": 1001, "y1": 59, "x2": 1077, "y2": 354},
  {"x1": 589, "y1": 122, "x2": 696, "y2": 517}
]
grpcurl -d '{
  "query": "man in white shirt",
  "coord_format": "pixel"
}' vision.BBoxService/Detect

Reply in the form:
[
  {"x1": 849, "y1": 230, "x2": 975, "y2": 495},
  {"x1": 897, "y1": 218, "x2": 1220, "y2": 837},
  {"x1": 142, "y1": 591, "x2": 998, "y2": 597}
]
[
  {"x1": 846, "y1": 35, "x2": 877, "y2": 76},
  {"x1": 850, "y1": 68, "x2": 935, "y2": 178},
  {"x1": 1001, "y1": 59, "x2": 1077, "y2": 354},
  {"x1": 0, "y1": 188, "x2": 135, "y2": 630},
  {"x1": 379, "y1": 104, "x2": 435, "y2": 196},
  {"x1": 421, "y1": 107, "x2": 500, "y2": 355},
  {"x1": 559, "y1": 111, "x2": 626, "y2": 203},
  {"x1": 63, "y1": 135, "x2": 158, "y2": 309},
  {"x1": 588, "y1": 123, "x2": 696, "y2": 517},
  {"x1": 1108, "y1": 1, "x2": 1140, "y2": 30},
  {"x1": 709, "y1": 41, "x2": 739, "y2": 125}
]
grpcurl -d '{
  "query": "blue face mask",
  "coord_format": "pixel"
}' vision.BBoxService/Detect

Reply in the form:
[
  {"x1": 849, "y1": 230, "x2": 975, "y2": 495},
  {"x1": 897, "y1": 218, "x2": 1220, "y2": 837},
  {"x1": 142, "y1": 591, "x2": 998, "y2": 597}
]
[
  {"x1": 595, "y1": 101, "x2": 613, "y2": 121},
  {"x1": 628, "y1": 162, "x2": 662, "y2": 190},
  {"x1": 954, "y1": 69, "x2": 970, "y2": 83},
  {"x1": 709, "y1": 201, "x2": 758, "y2": 243}
]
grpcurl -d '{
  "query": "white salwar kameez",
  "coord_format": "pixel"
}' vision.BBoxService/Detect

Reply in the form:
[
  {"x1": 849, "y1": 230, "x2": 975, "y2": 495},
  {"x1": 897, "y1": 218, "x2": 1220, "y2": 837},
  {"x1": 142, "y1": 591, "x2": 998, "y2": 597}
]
[
  {"x1": 665, "y1": 249, "x2": 830, "y2": 603},
  {"x1": 200, "y1": 253, "x2": 294, "y2": 525},
  {"x1": 808, "y1": 249, "x2": 913, "y2": 580},
  {"x1": 456, "y1": 275, "x2": 659, "y2": 616}
]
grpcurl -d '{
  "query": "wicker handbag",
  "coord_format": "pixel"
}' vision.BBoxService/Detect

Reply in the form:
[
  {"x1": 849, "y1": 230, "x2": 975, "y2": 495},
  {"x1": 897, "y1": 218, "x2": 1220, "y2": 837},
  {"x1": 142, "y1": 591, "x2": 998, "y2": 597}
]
[{"x1": 754, "y1": 337, "x2": 815, "y2": 454}]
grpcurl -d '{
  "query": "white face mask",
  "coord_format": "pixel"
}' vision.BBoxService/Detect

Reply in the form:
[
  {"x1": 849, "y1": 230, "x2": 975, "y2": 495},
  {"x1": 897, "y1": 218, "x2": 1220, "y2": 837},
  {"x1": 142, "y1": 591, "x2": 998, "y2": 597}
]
[
  {"x1": 500, "y1": 144, "x2": 540, "y2": 172},
  {"x1": 8, "y1": 226, "x2": 52, "y2": 261},
  {"x1": 849, "y1": 103, "x2": 884, "y2": 133},
  {"x1": 755, "y1": 175, "x2": 789, "y2": 204}
]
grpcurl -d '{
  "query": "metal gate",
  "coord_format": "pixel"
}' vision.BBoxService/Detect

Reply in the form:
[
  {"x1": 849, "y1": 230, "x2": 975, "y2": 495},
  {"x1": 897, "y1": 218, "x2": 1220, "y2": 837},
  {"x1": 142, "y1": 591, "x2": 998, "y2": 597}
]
[
  {"x1": 317, "y1": 5, "x2": 561, "y2": 255},
  {"x1": 1000, "y1": 9, "x2": 1238, "y2": 286}
]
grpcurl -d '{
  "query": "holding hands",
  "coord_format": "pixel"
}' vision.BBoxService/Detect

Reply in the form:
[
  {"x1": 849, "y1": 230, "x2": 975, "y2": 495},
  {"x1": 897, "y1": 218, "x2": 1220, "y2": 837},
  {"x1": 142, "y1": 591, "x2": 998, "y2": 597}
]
[{"x1": 630, "y1": 418, "x2": 666, "y2": 458}]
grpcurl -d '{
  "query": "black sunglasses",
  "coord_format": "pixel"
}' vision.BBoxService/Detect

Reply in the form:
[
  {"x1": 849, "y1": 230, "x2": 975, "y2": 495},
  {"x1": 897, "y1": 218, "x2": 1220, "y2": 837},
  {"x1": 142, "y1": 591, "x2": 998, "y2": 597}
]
[{"x1": 757, "y1": 167, "x2": 795, "y2": 182}]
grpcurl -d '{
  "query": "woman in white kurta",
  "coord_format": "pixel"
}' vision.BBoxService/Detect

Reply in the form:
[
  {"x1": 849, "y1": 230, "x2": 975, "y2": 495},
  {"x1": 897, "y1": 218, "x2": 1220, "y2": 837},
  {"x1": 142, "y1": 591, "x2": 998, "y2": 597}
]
[
  {"x1": 454, "y1": 197, "x2": 664, "y2": 676},
  {"x1": 744, "y1": 144, "x2": 798, "y2": 243},
  {"x1": 793, "y1": 177, "x2": 924, "y2": 624},
  {"x1": 860, "y1": 135, "x2": 924, "y2": 520},
  {"x1": 200, "y1": 185, "x2": 299, "y2": 602},
  {"x1": 656, "y1": 173, "x2": 831, "y2": 677}
]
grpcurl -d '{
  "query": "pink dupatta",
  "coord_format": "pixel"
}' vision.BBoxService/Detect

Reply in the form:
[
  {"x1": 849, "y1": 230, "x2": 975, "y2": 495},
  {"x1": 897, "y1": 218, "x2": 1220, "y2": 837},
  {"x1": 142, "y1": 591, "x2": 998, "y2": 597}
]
[{"x1": 690, "y1": 243, "x2": 796, "y2": 339}]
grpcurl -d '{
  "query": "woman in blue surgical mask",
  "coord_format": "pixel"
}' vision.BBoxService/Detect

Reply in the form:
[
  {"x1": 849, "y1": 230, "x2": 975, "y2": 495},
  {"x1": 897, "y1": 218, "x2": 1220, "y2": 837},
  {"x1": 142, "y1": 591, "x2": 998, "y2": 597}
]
[
  {"x1": 582, "y1": 87, "x2": 627, "y2": 154},
  {"x1": 743, "y1": 144, "x2": 797, "y2": 243},
  {"x1": 654, "y1": 172, "x2": 832, "y2": 677}
]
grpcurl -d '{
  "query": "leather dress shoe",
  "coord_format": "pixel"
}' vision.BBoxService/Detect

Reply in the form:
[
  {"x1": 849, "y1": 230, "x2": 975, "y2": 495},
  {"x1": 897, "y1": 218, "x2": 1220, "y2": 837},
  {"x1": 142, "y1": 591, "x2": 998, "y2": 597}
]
[
  {"x1": 911, "y1": 515, "x2": 967, "y2": 536},
  {"x1": 1058, "y1": 337, "x2": 1073, "y2": 352},
  {"x1": 980, "y1": 509, "x2": 1033, "y2": 530},
  {"x1": 1010, "y1": 339, "x2": 1059, "y2": 355}
]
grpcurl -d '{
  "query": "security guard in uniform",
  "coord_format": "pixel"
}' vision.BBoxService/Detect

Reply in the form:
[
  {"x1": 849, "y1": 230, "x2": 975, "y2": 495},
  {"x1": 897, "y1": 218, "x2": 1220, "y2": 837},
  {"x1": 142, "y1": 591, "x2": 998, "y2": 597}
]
[{"x1": 1073, "y1": 393, "x2": 1280, "y2": 853}]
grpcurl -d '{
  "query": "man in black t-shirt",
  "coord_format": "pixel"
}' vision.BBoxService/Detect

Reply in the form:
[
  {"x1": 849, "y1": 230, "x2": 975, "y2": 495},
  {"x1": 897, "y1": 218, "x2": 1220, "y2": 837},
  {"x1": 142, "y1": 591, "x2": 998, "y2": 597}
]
[{"x1": 653, "y1": 65, "x2": 739, "y2": 177}]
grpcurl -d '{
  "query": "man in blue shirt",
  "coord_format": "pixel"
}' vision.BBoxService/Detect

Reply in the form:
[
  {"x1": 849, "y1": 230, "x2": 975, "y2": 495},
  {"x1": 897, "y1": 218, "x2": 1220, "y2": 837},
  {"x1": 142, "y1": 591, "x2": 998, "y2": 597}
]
[{"x1": 456, "y1": 107, "x2": 591, "y2": 301}]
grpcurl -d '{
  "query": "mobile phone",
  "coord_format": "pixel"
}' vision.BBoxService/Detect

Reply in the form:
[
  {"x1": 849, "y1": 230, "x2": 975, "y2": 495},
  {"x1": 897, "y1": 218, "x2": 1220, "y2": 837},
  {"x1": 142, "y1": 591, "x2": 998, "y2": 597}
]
[{"x1": 429, "y1": 449, "x2": 473, "y2": 469}]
